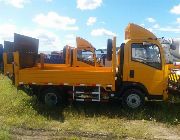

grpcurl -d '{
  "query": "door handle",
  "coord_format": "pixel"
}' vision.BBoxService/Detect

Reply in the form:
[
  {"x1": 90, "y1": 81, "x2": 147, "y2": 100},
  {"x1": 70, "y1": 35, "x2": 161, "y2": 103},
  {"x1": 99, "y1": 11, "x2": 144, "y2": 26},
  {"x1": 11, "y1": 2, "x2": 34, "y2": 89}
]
[{"x1": 130, "y1": 70, "x2": 134, "y2": 78}]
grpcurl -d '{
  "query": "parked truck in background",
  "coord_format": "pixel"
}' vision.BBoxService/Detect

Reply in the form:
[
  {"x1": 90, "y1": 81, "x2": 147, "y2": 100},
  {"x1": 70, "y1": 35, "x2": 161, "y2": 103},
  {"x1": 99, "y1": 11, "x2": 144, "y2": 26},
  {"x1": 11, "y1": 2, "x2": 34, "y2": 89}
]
[
  {"x1": 3, "y1": 23, "x2": 180, "y2": 109},
  {"x1": 0, "y1": 44, "x2": 3, "y2": 72},
  {"x1": 3, "y1": 41, "x2": 14, "y2": 77}
]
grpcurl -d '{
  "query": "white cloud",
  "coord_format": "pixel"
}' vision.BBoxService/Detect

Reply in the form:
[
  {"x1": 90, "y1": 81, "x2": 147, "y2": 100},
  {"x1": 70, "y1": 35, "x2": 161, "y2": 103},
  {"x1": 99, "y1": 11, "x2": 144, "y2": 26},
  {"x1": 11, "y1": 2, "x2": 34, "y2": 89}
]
[
  {"x1": 65, "y1": 34, "x2": 75, "y2": 39},
  {"x1": 100, "y1": 21, "x2": 105, "y2": 25},
  {"x1": 91, "y1": 28, "x2": 116, "y2": 37},
  {"x1": 64, "y1": 34, "x2": 76, "y2": 46},
  {"x1": 158, "y1": 27, "x2": 180, "y2": 33},
  {"x1": 177, "y1": 18, "x2": 180, "y2": 24},
  {"x1": 33, "y1": 12, "x2": 79, "y2": 31},
  {"x1": 147, "y1": 28, "x2": 153, "y2": 32},
  {"x1": 87, "y1": 17, "x2": 97, "y2": 26},
  {"x1": 142, "y1": 17, "x2": 180, "y2": 34},
  {"x1": 77, "y1": 0, "x2": 102, "y2": 10},
  {"x1": 142, "y1": 22, "x2": 180, "y2": 33},
  {"x1": 0, "y1": 0, "x2": 52, "y2": 8},
  {"x1": 170, "y1": 4, "x2": 180, "y2": 15},
  {"x1": 0, "y1": 0, "x2": 30, "y2": 8},
  {"x1": 21, "y1": 29, "x2": 62, "y2": 51},
  {"x1": 0, "y1": 23, "x2": 63, "y2": 51},
  {"x1": 0, "y1": 23, "x2": 17, "y2": 43},
  {"x1": 140, "y1": 23, "x2": 145, "y2": 27},
  {"x1": 46, "y1": 0, "x2": 53, "y2": 2},
  {"x1": 146, "y1": 17, "x2": 156, "y2": 23},
  {"x1": 153, "y1": 24, "x2": 160, "y2": 29}
]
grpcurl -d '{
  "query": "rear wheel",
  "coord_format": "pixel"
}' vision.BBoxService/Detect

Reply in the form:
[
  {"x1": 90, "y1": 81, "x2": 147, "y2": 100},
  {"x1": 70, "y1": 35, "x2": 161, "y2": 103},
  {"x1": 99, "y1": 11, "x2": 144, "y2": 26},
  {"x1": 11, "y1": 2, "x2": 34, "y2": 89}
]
[
  {"x1": 122, "y1": 89, "x2": 145, "y2": 109},
  {"x1": 40, "y1": 88, "x2": 63, "y2": 107}
]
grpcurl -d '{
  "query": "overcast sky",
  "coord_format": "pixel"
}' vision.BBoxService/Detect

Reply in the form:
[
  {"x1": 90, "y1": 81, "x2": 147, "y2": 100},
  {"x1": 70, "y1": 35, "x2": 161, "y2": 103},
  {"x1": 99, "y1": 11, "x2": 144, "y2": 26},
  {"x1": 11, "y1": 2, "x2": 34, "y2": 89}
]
[{"x1": 0, "y1": 0, "x2": 180, "y2": 51}]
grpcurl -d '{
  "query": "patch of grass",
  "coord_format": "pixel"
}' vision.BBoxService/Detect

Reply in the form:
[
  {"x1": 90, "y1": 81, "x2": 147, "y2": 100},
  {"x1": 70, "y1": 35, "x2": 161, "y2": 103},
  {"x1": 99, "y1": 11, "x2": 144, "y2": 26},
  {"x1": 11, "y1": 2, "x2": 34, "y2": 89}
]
[
  {"x1": 0, "y1": 76, "x2": 180, "y2": 139},
  {"x1": 0, "y1": 77, "x2": 52, "y2": 129},
  {"x1": 0, "y1": 127, "x2": 10, "y2": 140}
]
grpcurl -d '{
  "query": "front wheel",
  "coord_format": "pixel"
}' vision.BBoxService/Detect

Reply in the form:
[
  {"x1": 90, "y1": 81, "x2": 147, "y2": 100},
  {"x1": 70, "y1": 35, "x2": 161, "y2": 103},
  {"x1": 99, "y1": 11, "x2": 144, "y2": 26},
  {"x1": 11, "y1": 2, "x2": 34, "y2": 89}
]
[{"x1": 122, "y1": 89, "x2": 145, "y2": 109}]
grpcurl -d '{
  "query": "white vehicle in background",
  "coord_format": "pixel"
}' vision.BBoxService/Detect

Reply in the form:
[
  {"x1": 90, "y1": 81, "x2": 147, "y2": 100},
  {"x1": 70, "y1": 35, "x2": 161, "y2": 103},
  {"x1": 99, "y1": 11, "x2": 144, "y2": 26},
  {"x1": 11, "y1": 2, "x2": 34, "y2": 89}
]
[
  {"x1": 160, "y1": 38, "x2": 180, "y2": 76},
  {"x1": 160, "y1": 38, "x2": 180, "y2": 64},
  {"x1": 159, "y1": 38, "x2": 180, "y2": 94}
]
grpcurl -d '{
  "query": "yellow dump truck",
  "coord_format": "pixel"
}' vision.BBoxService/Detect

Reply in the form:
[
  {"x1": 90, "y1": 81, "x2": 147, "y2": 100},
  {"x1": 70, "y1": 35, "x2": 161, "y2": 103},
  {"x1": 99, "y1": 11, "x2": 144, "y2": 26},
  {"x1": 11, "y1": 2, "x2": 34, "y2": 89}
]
[{"x1": 4, "y1": 23, "x2": 180, "y2": 109}]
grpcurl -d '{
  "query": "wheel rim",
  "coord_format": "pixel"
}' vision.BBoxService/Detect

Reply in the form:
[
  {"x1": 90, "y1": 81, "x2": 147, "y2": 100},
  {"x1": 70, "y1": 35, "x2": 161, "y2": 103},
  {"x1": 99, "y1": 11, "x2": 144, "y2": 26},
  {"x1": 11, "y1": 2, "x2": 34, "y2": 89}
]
[
  {"x1": 45, "y1": 92, "x2": 58, "y2": 106},
  {"x1": 126, "y1": 94, "x2": 141, "y2": 109}
]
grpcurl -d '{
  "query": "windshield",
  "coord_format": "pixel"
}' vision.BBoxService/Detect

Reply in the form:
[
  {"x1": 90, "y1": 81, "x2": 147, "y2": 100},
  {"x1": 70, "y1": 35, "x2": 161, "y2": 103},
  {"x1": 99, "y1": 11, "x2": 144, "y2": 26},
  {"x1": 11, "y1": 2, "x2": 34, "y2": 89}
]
[{"x1": 132, "y1": 43, "x2": 162, "y2": 69}]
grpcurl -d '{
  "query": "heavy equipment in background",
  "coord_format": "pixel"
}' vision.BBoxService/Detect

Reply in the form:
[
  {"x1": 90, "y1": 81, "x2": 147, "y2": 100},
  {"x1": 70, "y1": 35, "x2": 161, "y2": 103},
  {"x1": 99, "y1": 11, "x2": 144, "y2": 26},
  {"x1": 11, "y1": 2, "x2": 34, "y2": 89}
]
[
  {"x1": 44, "y1": 51, "x2": 64, "y2": 64},
  {"x1": 2, "y1": 23, "x2": 180, "y2": 109},
  {"x1": 160, "y1": 38, "x2": 180, "y2": 94},
  {"x1": 160, "y1": 38, "x2": 180, "y2": 64}
]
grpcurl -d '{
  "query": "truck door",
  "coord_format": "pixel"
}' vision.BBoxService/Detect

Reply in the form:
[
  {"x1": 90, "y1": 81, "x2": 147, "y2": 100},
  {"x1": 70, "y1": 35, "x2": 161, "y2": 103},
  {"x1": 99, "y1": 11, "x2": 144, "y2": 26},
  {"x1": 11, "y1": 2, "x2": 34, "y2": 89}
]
[{"x1": 127, "y1": 42, "x2": 165, "y2": 95}]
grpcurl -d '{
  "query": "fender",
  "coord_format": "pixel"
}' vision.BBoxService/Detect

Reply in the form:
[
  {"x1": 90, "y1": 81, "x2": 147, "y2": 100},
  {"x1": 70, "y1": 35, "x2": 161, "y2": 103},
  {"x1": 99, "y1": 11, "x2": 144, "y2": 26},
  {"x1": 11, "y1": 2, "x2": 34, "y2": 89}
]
[{"x1": 118, "y1": 81, "x2": 149, "y2": 97}]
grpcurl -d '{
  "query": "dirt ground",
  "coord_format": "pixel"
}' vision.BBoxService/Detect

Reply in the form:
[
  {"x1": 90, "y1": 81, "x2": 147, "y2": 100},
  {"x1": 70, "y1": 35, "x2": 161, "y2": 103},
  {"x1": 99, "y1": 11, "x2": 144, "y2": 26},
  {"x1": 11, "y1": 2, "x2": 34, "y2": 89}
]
[
  {"x1": 11, "y1": 128, "x2": 116, "y2": 140},
  {"x1": 11, "y1": 122, "x2": 180, "y2": 140}
]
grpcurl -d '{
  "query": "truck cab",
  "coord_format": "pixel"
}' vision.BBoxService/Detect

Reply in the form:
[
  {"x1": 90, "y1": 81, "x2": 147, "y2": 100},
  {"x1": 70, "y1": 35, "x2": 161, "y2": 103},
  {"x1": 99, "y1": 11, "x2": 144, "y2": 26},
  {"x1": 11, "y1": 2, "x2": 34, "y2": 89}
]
[{"x1": 115, "y1": 24, "x2": 169, "y2": 108}]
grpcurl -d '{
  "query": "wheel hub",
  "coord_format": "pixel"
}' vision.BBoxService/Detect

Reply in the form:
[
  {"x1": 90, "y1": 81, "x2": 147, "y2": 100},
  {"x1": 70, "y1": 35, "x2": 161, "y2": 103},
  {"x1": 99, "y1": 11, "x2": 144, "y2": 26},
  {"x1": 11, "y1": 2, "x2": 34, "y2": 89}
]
[
  {"x1": 45, "y1": 92, "x2": 58, "y2": 106},
  {"x1": 126, "y1": 94, "x2": 141, "y2": 108}
]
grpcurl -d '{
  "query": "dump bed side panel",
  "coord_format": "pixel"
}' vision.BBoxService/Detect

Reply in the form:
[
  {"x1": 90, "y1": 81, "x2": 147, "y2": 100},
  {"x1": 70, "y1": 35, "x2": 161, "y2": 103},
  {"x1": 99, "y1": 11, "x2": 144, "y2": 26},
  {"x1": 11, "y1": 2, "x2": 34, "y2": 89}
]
[{"x1": 18, "y1": 69, "x2": 115, "y2": 90}]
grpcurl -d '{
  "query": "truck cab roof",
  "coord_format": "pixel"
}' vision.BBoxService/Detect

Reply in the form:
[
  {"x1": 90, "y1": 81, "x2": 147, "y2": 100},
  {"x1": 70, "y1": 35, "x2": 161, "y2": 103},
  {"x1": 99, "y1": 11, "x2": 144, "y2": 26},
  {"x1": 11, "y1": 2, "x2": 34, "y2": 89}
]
[{"x1": 125, "y1": 23, "x2": 157, "y2": 40}]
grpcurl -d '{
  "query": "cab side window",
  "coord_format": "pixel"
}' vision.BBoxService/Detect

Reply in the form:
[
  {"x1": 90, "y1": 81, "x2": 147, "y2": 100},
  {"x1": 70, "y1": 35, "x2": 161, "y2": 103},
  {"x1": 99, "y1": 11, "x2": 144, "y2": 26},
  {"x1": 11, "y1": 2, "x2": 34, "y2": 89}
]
[{"x1": 131, "y1": 43, "x2": 162, "y2": 69}]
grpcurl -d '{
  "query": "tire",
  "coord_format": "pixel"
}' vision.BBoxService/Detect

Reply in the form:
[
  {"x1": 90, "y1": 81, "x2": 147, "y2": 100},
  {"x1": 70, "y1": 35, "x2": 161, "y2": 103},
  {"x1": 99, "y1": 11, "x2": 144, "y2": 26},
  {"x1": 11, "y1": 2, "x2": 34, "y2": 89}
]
[
  {"x1": 122, "y1": 89, "x2": 145, "y2": 110},
  {"x1": 40, "y1": 88, "x2": 63, "y2": 107},
  {"x1": 107, "y1": 39, "x2": 113, "y2": 61}
]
